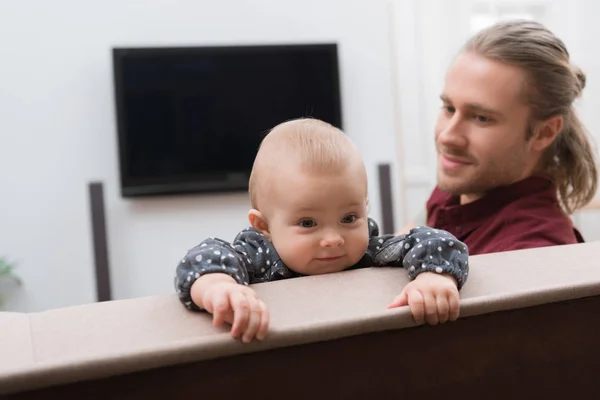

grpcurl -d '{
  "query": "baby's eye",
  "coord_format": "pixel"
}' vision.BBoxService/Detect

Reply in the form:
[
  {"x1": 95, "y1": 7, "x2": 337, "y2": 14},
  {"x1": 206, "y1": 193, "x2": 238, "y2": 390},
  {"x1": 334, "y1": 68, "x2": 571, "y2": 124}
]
[
  {"x1": 299, "y1": 219, "x2": 316, "y2": 228},
  {"x1": 342, "y1": 215, "x2": 357, "y2": 224}
]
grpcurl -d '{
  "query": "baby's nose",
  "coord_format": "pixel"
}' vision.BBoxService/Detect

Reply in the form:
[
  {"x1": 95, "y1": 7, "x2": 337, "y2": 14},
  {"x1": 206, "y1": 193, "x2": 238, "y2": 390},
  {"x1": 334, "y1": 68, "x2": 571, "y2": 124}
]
[{"x1": 320, "y1": 232, "x2": 344, "y2": 247}]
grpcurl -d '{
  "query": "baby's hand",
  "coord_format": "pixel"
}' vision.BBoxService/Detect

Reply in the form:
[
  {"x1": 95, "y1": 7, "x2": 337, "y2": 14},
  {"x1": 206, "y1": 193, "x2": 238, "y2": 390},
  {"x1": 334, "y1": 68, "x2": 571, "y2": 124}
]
[
  {"x1": 191, "y1": 274, "x2": 269, "y2": 343},
  {"x1": 387, "y1": 272, "x2": 460, "y2": 325}
]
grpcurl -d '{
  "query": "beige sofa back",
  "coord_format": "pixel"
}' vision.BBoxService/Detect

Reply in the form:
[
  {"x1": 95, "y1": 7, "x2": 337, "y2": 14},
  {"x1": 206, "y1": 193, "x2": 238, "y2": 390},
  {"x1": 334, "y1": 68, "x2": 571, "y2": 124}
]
[{"x1": 2, "y1": 241, "x2": 600, "y2": 398}]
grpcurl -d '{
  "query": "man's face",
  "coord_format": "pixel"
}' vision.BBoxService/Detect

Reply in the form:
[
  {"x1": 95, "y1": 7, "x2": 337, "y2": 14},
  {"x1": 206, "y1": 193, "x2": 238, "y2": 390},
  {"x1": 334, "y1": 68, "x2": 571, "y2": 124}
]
[{"x1": 435, "y1": 51, "x2": 537, "y2": 203}]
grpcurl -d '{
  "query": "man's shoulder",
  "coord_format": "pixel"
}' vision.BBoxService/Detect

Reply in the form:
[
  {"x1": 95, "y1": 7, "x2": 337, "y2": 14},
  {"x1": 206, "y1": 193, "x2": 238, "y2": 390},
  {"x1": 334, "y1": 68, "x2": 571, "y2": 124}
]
[
  {"x1": 499, "y1": 190, "x2": 566, "y2": 220},
  {"x1": 483, "y1": 191, "x2": 577, "y2": 248}
]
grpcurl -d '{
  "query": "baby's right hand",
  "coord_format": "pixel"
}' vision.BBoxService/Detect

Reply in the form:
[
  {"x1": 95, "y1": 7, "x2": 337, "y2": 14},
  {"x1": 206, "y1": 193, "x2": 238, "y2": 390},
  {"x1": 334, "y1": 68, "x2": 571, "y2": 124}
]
[{"x1": 191, "y1": 274, "x2": 269, "y2": 343}]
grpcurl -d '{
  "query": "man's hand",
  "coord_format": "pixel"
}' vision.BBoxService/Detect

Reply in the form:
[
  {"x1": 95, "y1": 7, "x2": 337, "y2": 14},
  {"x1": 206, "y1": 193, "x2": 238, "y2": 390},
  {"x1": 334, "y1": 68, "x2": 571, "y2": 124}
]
[
  {"x1": 191, "y1": 274, "x2": 269, "y2": 343},
  {"x1": 387, "y1": 272, "x2": 460, "y2": 325}
]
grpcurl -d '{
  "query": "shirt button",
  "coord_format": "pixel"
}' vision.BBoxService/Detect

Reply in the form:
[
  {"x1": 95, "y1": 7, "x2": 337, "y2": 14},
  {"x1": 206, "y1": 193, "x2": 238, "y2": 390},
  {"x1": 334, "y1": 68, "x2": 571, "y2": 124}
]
[{"x1": 456, "y1": 226, "x2": 462, "y2": 233}]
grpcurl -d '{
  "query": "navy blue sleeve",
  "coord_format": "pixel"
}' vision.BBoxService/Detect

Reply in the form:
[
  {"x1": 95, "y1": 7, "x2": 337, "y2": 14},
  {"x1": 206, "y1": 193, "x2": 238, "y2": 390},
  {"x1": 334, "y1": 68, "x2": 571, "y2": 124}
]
[
  {"x1": 174, "y1": 228, "x2": 282, "y2": 311},
  {"x1": 366, "y1": 219, "x2": 469, "y2": 289}
]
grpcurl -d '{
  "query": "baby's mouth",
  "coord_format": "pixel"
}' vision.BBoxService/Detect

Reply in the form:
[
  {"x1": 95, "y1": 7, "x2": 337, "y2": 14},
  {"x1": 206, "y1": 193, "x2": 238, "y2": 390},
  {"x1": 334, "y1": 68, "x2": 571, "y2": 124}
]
[{"x1": 315, "y1": 256, "x2": 343, "y2": 262}]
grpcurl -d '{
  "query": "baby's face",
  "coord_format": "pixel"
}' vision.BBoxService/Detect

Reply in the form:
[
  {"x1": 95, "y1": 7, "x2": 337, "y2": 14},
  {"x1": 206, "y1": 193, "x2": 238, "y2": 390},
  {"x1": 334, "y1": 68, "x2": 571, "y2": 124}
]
[{"x1": 265, "y1": 169, "x2": 370, "y2": 275}]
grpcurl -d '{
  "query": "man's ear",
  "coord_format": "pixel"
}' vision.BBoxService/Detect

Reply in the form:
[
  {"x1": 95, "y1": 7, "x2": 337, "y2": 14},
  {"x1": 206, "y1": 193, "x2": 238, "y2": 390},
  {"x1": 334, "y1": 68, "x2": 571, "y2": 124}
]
[
  {"x1": 248, "y1": 209, "x2": 271, "y2": 239},
  {"x1": 531, "y1": 115, "x2": 563, "y2": 152}
]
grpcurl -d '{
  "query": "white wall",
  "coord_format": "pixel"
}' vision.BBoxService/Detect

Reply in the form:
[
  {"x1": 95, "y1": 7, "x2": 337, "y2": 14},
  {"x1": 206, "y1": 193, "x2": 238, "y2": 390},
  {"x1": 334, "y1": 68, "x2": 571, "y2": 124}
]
[
  {"x1": 390, "y1": 0, "x2": 470, "y2": 223},
  {"x1": 0, "y1": 0, "x2": 399, "y2": 311},
  {"x1": 561, "y1": 0, "x2": 600, "y2": 238},
  {"x1": 4, "y1": 0, "x2": 599, "y2": 312}
]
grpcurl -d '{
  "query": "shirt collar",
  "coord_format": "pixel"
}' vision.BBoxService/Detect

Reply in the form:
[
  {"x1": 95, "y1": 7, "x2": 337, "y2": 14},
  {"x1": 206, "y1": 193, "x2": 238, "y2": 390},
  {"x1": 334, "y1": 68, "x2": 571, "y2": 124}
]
[{"x1": 434, "y1": 176, "x2": 558, "y2": 234}]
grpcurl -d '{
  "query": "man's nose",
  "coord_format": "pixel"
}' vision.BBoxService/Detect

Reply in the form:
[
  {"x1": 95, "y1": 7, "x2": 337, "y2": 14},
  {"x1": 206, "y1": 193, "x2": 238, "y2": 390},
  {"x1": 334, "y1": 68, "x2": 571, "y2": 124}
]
[{"x1": 437, "y1": 114, "x2": 468, "y2": 149}]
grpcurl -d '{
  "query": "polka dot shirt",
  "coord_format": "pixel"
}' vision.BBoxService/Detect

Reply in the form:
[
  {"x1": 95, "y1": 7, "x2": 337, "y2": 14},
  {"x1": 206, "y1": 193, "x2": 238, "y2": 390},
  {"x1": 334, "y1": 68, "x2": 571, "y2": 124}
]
[{"x1": 175, "y1": 218, "x2": 469, "y2": 311}]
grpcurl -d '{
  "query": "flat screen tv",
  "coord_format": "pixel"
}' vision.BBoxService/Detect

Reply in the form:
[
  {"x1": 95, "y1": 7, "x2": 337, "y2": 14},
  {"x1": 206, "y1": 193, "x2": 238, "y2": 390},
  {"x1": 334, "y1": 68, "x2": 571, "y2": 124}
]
[{"x1": 112, "y1": 43, "x2": 343, "y2": 197}]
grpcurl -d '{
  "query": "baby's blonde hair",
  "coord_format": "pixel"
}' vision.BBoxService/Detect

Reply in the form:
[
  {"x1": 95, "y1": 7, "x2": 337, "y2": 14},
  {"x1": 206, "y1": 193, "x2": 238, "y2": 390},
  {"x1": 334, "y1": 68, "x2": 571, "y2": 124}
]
[{"x1": 249, "y1": 118, "x2": 366, "y2": 209}]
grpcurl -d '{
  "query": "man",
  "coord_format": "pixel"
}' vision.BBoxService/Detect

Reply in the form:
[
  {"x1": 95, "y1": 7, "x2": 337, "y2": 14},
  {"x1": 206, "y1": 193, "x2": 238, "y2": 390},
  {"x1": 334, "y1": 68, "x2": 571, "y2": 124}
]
[{"x1": 411, "y1": 20, "x2": 598, "y2": 255}]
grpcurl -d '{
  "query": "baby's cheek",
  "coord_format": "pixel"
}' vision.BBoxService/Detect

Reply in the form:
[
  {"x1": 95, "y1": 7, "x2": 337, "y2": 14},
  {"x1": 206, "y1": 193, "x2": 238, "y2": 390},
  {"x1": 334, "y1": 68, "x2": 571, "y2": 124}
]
[
  {"x1": 353, "y1": 232, "x2": 370, "y2": 259},
  {"x1": 278, "y1": 238, "x2": 314, "y2": 272}
]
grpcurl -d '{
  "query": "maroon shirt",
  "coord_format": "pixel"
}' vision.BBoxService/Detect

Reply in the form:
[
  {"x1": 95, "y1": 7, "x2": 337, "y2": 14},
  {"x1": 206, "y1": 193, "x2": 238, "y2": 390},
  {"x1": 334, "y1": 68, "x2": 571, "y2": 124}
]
[{"x1": 426, "y1": 176, "x2": 583, "y2": 255}]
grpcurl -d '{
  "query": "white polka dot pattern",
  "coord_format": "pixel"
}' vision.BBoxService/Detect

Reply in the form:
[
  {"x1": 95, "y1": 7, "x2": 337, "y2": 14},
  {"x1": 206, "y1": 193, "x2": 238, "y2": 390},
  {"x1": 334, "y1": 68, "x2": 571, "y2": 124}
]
[{"x1": 174, "y1": 218, "x2": 469, "y2": 311}]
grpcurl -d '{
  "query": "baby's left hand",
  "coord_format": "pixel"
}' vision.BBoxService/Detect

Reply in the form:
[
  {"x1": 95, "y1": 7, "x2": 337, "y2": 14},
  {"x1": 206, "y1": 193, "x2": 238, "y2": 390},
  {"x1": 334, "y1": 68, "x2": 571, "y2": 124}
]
[{"x1": 388, "y1": 272, "x2": 460, "y2": 325}]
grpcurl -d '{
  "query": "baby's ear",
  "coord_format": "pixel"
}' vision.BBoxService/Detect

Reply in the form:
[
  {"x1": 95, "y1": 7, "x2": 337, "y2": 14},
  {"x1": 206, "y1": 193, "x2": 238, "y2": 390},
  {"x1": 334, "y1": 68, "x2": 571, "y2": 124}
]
[
  {"x1": 365, "y1": 197, "x2": 371, "y2": 213},
  {"x1": 248, "y1": 209, "x2": 271, "y2": 238}
]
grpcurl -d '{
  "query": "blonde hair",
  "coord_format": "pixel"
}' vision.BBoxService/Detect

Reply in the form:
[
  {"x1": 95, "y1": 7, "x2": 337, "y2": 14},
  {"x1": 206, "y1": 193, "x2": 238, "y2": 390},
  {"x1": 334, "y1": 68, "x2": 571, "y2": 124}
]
[
  {"x1": 248, "y1": 118, "x2": 366, "y2": 209},
  {"x1": 464, "y1": 20, "x2": 598, "y2": 214}
]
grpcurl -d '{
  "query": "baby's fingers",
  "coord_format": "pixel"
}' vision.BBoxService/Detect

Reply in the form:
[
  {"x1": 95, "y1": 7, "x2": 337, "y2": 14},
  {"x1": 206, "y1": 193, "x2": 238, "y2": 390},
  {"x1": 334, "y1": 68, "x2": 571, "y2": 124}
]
[
  {"x1": 448, "y1": 290, "x2": 460, "y2": 321},
  {"x1": 436, "y1": 295, "x2": 450, "y2": 324},
  {"x1": 230, "y1": 291, "x2": 251, "y2": 339},
  {"x1": 256, "y1": 300, "x2": 270, "y2": 341},
  {"x1": 210, "y1": 290, "x2": 232, "y2": 328},
  {"x1": 407, "y1": 289, "x2": 425, "y2": 324},
  {"x1": 387, "y1": 290, "x2": 408, "y2": 309},
  {"x1": 423, "y1": 292, "x2": 439, "y2": 325},
  {"x1": 242, "y1": 297, "x2": 263, "y2": 343}
]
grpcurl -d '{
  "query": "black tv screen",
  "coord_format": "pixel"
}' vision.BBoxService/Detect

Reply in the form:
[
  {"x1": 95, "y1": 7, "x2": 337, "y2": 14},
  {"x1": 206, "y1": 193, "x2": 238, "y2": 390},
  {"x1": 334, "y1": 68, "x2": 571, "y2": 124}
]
[{"x1": 112, "y1": 43, "x2": 343, "y2": 197}]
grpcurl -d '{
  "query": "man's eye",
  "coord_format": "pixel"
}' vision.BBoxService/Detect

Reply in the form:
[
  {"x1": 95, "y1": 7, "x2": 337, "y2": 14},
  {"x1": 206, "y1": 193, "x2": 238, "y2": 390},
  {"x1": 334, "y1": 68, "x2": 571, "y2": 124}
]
[
  {"x1": 299, "y1": 219, "x2": 316, "y2": 228},
  {"x1": 475, "y1": 115, "x2": 491, "y2": 123},
  {"x1": 342, "y1": 215, "x2": 357, "y2": 224}
]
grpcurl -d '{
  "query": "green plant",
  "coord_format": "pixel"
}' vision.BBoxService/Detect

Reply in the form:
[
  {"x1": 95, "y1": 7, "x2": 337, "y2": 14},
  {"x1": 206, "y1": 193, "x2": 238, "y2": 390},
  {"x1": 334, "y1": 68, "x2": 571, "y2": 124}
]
[{"x1": 0, "y1": 257, "x2": 21, "y2": 306}]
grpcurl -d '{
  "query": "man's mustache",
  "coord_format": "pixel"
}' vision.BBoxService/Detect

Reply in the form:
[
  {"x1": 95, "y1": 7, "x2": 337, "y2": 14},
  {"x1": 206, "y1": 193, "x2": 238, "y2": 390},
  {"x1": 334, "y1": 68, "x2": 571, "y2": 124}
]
[{"x1": 436, "y1": 146, "x2": 476, "y2": 164}]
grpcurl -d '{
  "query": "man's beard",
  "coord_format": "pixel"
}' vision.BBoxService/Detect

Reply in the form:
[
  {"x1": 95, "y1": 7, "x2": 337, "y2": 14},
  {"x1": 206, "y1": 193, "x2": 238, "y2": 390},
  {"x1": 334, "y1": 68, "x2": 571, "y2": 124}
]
[{"x1": 436, "y1": 146, "x2": 528, "y2": 196}]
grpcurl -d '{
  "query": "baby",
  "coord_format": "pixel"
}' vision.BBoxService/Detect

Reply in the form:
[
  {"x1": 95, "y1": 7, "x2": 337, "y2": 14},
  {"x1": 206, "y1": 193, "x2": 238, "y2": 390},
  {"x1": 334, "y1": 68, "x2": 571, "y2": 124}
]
[{"x1": 175, "y1": 118, "x2": 469, "y2": 343}]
